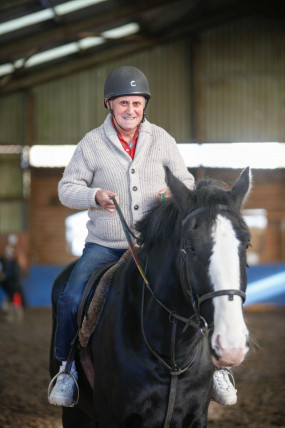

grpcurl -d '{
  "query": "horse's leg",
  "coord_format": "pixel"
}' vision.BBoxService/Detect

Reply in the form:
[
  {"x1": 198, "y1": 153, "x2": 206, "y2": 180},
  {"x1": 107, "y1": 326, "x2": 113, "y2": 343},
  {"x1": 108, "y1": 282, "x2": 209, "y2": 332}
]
[{"x1": 62, "y1": 407, "x2": 98, "y2": 428}]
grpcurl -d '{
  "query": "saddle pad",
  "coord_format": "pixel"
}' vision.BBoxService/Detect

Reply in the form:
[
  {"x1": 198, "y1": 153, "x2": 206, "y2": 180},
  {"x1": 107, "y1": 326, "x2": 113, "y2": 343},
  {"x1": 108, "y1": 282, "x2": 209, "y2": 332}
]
[{"x1": 79, "y1": 250, "x2": 130, "y2": 347}]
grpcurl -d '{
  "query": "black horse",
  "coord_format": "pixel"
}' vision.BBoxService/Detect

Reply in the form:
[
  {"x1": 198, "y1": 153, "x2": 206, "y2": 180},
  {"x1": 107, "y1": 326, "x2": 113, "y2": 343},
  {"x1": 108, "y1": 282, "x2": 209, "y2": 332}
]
[{"x1": 50, "y1": 167, "x2": 252, "y2": 428}]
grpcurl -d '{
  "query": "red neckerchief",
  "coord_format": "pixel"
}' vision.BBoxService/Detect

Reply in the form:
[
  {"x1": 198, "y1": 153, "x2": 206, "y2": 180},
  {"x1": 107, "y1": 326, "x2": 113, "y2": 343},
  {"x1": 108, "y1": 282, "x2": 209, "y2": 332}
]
[{"x1": 112, "y1": 118, "x2": 139, "y2": 159}]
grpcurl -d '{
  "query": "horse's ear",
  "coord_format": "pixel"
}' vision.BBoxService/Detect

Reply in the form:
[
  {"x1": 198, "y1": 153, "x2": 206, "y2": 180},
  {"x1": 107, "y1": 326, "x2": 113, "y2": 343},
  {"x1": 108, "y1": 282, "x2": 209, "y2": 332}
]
[
  {"x1": 230, "y1": 167, "x2": 252, "y2": 210},
  {"x1": 165, "y1": 167, "x2": 194, "y2": 212}
]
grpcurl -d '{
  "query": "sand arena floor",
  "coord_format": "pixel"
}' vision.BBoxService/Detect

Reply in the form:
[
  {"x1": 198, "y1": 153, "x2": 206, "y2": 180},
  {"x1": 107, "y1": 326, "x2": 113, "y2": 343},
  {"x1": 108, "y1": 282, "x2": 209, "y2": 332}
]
[{"x1": 0, "y1": 307, "x2": 284, "y2": 428}]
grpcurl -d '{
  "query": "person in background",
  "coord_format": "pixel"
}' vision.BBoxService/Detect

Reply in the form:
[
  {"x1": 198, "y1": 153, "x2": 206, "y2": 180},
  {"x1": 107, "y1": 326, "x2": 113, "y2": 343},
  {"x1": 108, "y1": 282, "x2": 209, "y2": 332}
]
[
  {"x1": 48, "y1": 66, "x2": 237, "y2": 408},
  {"x1": 0, "y1": 234, "x2": 25, "y2": 321}
]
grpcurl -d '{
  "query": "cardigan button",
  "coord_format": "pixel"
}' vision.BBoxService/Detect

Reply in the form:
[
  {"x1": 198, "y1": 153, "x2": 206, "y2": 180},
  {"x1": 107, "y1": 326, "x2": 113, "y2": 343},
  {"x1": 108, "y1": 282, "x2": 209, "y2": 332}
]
[
  {"x1": 134, "y1": 205, "x2": 139, "y2": 210},
  {"x1": 131, "y1": 169, "x2": 135, "y2": 174},
  {"x1": 132, "y1": 186, "x2": 137, "y2": 191}
]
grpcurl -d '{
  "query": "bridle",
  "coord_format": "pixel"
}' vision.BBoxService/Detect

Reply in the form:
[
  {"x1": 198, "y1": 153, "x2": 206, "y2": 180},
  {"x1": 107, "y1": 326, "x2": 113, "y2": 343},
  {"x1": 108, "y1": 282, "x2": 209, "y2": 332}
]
[
  {"x1": 180, "y1": 205, "x2": 246, "y2": 322},
  {"x1": 112, "y1": 198, "x2": 247, "y2": 428}
]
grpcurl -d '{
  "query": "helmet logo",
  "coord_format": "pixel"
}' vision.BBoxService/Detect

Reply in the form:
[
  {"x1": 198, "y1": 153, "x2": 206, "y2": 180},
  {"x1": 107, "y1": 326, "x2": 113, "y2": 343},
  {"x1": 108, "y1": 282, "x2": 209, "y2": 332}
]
[{"x1": 130, "y1": 80, "x2": 136, "y2": 86}]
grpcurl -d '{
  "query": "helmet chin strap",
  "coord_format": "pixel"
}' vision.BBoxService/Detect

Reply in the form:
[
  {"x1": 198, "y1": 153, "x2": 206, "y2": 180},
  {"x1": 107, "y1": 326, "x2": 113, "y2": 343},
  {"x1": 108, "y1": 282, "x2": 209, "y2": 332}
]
[{"x1": 111, "y1": 110, "x2": 129, "y2": 132}]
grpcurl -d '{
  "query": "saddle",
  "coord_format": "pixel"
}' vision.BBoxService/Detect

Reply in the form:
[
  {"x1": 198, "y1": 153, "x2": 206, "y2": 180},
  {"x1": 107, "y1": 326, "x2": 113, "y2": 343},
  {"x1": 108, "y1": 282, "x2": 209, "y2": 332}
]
[{"x1": 69, "y1": 250, "x2": 131, "y2": 389}]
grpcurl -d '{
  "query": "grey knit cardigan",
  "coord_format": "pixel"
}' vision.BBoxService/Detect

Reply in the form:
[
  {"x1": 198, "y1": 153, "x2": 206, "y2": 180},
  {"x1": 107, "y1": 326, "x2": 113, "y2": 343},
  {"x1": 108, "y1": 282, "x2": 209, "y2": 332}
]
[{"x1": 58, "y1": 114, "x2": 194, "y2": 249}]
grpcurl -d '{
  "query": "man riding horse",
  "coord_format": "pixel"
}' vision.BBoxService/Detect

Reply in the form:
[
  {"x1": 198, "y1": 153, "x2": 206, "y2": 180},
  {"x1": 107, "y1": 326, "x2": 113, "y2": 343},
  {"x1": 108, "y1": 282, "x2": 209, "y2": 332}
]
[{"x1": 48, "y1": 66, "x2": 237, "y2": 408}]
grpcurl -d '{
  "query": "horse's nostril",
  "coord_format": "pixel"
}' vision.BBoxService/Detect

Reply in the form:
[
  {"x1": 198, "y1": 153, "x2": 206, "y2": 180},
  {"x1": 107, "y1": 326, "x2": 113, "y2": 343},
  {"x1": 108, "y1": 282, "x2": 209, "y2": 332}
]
[
  {"x1": 214, "y1": 334, "x2": 223, "y2": 351},
  {"x1": 212, "y1": 334, "x2": 223, "y2": 358}
]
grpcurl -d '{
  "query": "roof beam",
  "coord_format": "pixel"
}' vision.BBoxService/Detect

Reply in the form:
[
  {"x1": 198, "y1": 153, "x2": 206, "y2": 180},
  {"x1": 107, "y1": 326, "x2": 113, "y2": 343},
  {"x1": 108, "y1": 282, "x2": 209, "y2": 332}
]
[
  {"x1": 0, "y1": 4, "x2": 267, "y2": 95},
  {"x1": 0, "y1": 0, "x2": 173, "y2": 61},
  {"x1": 0, "y1": 36, "x2": 157, "y2": 94}
]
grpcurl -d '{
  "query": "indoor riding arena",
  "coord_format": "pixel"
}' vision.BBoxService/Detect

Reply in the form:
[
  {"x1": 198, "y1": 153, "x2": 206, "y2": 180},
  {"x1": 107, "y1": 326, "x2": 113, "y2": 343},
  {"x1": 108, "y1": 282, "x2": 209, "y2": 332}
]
[{"x1": 0, "y1": 1, "x2": 284, "y2": 427}]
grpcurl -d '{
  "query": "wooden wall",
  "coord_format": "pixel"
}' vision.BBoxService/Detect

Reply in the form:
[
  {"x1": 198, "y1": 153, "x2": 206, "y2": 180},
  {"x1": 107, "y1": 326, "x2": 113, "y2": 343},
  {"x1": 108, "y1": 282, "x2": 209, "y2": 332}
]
[
  {"x1": 29, "y1": 167, "x2": 285, "y2": 265},
  {"x1": 195, "y1": 168, "x2": 285, "y2": 264},
  {"x1": 0, "y1": 153, "x2": 26, "y2": 234},
  {"x1": 29, "y1": 168, "x2": 77, "y2": 264}
]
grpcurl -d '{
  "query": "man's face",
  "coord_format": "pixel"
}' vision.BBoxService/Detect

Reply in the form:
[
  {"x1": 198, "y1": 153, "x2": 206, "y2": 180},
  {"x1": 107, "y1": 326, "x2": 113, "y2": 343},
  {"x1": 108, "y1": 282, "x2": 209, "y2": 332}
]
[{"x1": 107, "y1": 95, "x2": 146, "y2": 131}]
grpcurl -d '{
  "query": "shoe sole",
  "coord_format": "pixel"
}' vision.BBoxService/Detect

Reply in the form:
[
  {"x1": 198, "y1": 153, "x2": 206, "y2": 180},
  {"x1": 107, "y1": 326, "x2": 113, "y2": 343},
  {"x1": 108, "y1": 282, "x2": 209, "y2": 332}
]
[
  {"x1": 48, "y1": 394, "x2": 75, "y2": 407},
  {"x1": 211, "y1": 393, "x2": 237, "y2": 406}
]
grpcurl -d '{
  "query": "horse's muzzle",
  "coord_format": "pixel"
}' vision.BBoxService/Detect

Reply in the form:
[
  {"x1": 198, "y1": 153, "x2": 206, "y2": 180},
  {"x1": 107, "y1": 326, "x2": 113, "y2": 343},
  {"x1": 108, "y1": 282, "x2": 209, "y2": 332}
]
[{"x1": 211, "y1": 332, "x2": 249, "y2": 368}]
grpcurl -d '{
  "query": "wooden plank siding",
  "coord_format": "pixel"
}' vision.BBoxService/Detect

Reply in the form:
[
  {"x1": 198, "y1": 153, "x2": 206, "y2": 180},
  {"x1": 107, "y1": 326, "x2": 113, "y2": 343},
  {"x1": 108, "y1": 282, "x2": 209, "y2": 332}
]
[
  {"x1": 29, "y1": 167, "x2": 285, "y2": 265},
  {"x1": 196, "y1": 168, "x2": 285, "y2": 264},
  {"x1": 29, "y1": 168, "x2": 77, "y2": 264}
]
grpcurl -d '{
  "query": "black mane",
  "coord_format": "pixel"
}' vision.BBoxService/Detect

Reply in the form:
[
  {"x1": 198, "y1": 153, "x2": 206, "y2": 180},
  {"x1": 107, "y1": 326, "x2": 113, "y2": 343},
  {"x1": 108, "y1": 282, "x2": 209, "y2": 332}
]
[
  {"x1": 135, "y1": 178, "x2": 241, "y2": 252},
  {"x1": 135, "y1": 198, "x2": 180, "y2": 251}
]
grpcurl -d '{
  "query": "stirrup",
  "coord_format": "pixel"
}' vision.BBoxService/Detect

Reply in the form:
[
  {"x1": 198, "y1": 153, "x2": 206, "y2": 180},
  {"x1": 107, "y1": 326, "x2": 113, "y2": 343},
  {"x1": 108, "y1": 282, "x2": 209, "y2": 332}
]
[
  {"x1": 221, "y1": 368, "x2": 236, "y2": 388},
  {"x1": 47, "y1": 369, "x2": 80, "y2": 407}
]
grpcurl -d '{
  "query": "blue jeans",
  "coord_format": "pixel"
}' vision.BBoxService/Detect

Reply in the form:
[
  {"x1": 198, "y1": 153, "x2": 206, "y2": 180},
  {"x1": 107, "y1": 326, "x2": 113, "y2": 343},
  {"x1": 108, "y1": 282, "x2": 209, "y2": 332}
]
[{"x1": 55, "y1": 242, "x2": 126, "y2": 361}]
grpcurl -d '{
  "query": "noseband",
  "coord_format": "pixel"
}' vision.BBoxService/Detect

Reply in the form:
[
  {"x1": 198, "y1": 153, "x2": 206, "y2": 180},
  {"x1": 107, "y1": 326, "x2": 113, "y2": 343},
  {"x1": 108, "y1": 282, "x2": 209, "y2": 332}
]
[{"x1": 180, "y1": 204, "x2": 246, "y2": 322}]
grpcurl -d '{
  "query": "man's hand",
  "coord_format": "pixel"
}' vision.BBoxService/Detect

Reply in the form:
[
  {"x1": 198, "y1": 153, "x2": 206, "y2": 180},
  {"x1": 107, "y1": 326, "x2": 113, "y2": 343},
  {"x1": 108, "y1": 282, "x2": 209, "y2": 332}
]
[
  {"x1": 95, "y1": 190, "x2": 119, "y2": 212},
  {"x1": 158, "y1": 188, "x2": 172, "y2": 200}
]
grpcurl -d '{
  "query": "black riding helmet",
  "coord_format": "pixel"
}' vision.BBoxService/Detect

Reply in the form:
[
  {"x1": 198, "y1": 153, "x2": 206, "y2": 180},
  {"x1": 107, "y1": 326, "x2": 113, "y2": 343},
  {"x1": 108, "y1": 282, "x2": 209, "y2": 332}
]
[{"x1": 104, "y1": 66, "x2": 151, "y2": 122}]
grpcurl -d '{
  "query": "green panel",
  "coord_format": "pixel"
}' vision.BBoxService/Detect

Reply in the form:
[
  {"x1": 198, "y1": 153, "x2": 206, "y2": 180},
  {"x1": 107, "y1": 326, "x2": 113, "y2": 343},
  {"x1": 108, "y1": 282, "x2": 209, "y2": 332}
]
[
  {"x1": 0, "y1": 201, "x2": 24, "y2": 233},
  {"x1": 0, "y1": 155, "x2": 23, "y2": 198},
  {"x1": 0, "y1": 94, "x2": 24, "y2": 144},
  {"x1": 197, "y1": 17, "x2": 285, "y2": 142}
]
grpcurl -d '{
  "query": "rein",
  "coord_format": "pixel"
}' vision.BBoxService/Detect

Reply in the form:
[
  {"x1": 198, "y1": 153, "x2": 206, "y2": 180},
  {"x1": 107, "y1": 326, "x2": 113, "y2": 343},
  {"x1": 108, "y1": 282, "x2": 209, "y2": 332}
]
[
  {"x1": 110, "y1": 197, "x2": 203, "y2": 330},
  {"x1": 111, "y1": 197, "x2": 246, "y2": 428}
]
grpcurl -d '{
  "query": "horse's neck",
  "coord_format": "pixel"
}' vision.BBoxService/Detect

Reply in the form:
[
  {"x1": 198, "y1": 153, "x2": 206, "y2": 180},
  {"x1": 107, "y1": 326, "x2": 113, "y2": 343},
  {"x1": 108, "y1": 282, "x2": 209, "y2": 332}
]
[
  {"x1": 144, "y1": 251, "x2": 190, "y2": 315},
  {"x1": 138, "y1": 253, "x2": 199, "y2": 354}
]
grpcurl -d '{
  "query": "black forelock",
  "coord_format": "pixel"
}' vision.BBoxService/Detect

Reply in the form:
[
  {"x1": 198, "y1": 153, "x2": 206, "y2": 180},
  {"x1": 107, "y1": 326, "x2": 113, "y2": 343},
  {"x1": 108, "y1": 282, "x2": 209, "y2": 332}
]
[{"x1": 193, "y1": 179, "x2": 240, "y2": 218}]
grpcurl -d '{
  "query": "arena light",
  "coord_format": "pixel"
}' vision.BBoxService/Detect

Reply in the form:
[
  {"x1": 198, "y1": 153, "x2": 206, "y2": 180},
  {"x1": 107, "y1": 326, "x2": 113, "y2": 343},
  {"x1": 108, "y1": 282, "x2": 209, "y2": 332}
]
[
  {"x1": 0, "y1": 9, "x2": 54, "y2": 36},
  {"x1": 0, "y1": 21, "x2": 137, "y2": 76},
  {"x1": 0, "y1": 63, "x2": 15, "y2": 77},
  {"x1": 0, "y1": 0, "x2": 108, "y2": 36},
  {"x1": 28, "y1": 143, "x2": 285, "y2": 168},
  {"x1": 178, "y1": 142, "x2": 285, "y2": 169},
  {"x1": 23, "y1": 37, "x2": 104, "y2": 68},
  {"x1": 101, "y1": 22, "x2": 140, "y2": 39},
  {"x1": 78, "y1": 36, "x2": 104, "y2": 49},
  {"x1": 25, "y1": 43, "x2": 79, "y2": 67},
  {"x1": 29, "y1": 145, "x2": 76, "y2": 167},
  {"x1": 55, "y1": 0, "x2": 107, "y2": 15},
  {"x1": 0, "y1": 36, "x2": 105, "y2": 76},
  {"x1": 0, "y1": 1, "x2": 138, "y2": 77}
]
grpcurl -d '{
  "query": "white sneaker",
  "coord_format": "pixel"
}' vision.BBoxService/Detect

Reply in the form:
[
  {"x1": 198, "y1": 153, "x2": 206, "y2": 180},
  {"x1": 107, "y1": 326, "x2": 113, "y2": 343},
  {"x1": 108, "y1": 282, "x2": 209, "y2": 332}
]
[
  {"x1": 48, "y1": 362, "x2": 78, "y2": 407},
  {"x1": 211, "y1": 369, "x2": 237, "y2": 405}
]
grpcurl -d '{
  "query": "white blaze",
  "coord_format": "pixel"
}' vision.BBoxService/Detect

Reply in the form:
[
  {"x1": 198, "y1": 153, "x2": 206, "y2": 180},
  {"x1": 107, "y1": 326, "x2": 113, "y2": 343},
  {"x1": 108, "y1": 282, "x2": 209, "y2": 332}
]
[{"x1": 209, "y1": 215, "x2": 248, "y2": 366}]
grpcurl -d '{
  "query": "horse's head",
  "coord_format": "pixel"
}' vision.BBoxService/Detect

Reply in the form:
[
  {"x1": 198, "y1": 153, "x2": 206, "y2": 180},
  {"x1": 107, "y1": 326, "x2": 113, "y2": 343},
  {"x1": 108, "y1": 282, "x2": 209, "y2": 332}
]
[{"x1": 167, "y1": 167, "x2": 252, "y2": 368}]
